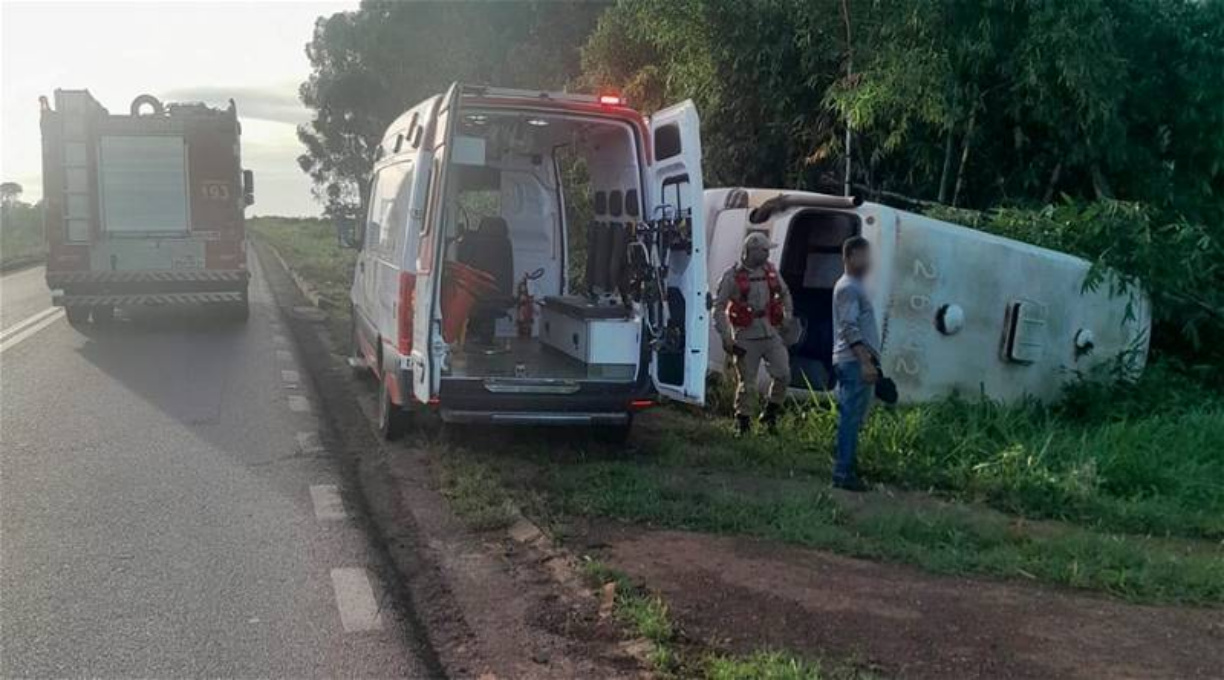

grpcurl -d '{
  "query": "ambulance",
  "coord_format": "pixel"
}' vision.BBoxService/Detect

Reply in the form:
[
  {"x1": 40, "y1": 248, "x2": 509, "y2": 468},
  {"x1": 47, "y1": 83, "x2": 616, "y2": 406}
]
[{"x1": 347, "y1": 84, "x2": 707, "y2": 438}]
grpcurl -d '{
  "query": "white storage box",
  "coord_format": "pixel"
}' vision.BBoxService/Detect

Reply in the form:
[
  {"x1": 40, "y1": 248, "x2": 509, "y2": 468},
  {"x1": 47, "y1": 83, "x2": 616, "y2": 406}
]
[{"x1": 540, "y1": 297, "x2": 640, "y2": 366}]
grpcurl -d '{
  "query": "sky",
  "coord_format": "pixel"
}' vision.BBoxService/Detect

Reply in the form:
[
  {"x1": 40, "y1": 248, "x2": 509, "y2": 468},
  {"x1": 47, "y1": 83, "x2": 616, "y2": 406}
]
[{"x1": 1, "y1": 0, "x2": 357, "y2": 217}]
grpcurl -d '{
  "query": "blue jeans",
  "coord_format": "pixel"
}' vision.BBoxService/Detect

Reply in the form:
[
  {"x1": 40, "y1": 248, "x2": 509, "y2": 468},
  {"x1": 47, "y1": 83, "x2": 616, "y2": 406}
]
[{"x1": 834, "y1": 361, "x2": 873, "y2": 483}]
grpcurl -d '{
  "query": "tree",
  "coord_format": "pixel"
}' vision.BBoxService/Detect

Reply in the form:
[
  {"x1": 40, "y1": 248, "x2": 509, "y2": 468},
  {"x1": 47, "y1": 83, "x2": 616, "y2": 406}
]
[
  {"x1": 298, "y1": 0, "x2": 606, "y2": 219},
  {"x1": 0, "y1": 182, "x2": 22, "y2": 208},
  {"x1": 827, "y1": 0, "x2": 1224, "y2": 213}
]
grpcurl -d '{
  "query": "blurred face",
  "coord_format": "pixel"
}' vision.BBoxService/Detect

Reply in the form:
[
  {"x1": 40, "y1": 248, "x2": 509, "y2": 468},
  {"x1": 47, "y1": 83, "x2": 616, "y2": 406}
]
[
  {"x1": 744, "y1": 244, "x2": 770, "y2": 268},
  {"x1": 845, "y1": 246, "x2": 871, "y2": 277}
]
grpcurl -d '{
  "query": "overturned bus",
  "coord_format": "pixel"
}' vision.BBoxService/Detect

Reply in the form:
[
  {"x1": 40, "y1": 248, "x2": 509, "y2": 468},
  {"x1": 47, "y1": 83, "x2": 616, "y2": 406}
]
[{"x1": 704, "y1": 188, "x2": 1150, "y2": 404}]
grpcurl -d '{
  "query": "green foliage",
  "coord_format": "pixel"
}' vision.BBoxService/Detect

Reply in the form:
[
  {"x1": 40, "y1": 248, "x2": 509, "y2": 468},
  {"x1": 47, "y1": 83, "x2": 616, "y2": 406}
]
[
  {"x1": 583, "y1": 0, "x2": 1224, "y2": 213},
  {"x1": 298, "y1": 0, "x2": 606, "y2": 218},
  {"x1": 438, "y1": 458, "x2": 519, "y2": 531},
  {"x1": 707, "y1": 651, "x2": 874, "y2": 680},
  {"x1": 0, "y1": 200, "x2": 44, "y2": 268}
]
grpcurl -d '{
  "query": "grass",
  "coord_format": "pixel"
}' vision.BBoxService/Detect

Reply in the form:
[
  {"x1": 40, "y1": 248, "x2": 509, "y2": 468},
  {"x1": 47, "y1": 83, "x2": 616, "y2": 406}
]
[
  {"x1": 247, "y1": 216, "x2": 356, "y2": 309},
  {"x1": 667, "y1": 363, "x2": 1224, "y2": 542},
  {"x1": 438, "y1": 457, "x2": 519, "y2": 531},
  {"x1": 541, "y1": 457, "x2": 1224, "y2": 604},
  {"x1": 581, "y1": 560, "x2": 871, "y2": 679},
  {"x1": 255, "y1": 211, "x2": 1224, "y2": 605},
  {"x1": 706, "y1": 651, "x2": 873, "y2": 680}
]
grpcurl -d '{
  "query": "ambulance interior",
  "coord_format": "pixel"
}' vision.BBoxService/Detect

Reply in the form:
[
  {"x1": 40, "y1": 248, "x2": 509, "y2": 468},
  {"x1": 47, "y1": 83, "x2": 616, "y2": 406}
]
[
  {"x1": 778, "y1": 210, "x2": 860, "y2": 390},
  {"x1": 439, "y1": 109, "x2": 645, "y2": 383}
]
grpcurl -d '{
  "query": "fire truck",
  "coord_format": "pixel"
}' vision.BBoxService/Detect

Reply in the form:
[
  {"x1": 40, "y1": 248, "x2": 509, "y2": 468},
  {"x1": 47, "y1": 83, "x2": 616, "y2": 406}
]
[{"x1": 39, "y1": 90, "x2": 253, "y2": 325}]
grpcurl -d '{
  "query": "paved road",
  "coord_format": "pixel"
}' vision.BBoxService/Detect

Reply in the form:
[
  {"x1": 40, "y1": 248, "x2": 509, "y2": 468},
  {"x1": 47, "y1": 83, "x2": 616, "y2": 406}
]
[
  {"x1": 0, "y1": 255, "x2": 430, "y2": 676},
  {"x1": 0, "y1": 265, "x2": 52, "y2": 330}
]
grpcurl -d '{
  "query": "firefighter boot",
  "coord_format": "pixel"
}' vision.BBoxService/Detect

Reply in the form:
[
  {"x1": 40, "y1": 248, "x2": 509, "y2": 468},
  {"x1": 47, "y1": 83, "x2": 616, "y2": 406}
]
[
  {"x1": 735, "y1": 415, "x2": 752, "y2": 436},
  {"x1": 759, "y1": 402, "x2": 782, "y2": 433}
]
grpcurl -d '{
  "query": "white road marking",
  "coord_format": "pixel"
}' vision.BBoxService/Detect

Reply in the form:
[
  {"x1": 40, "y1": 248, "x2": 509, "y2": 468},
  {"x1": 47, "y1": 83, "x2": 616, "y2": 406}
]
[
  {"x1": 275, "y1": 349, "x2": 293, "y2": 363},
  {"x1": 330, "y1": 568, "x2": 383, "y2": 632},
  {"x1": 310, "y1": 484, "x2": 348, "y2": 521},
  {"x1": 0, "y1": 308, "x2": 65, "y2": 354},
  {"x1": 0, "y1": 306, "x2": 62, "y2": 342},
  {"x1": 287, "y1": 395, "x2": 310, "y2": 413},
  {"x1": 281, "y1": 369, "x2": 300, "y2": 385},
  {"x1": 296, "y1": 431, "x2": 324, "y2": 454}
]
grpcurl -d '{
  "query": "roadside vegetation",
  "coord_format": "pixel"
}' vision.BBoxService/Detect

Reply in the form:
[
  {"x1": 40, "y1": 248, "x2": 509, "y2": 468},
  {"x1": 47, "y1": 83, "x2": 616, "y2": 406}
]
[
  {"x1": 0, "y1": 199, "x2": 44, "y2": 270},
  {"x1": 247, "y1": 217, "x2": 355, "y2": 309}
]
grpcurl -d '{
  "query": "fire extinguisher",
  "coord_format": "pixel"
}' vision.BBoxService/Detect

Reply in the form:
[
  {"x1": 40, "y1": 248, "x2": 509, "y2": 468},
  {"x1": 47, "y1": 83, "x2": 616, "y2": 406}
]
[{"x1": 516, "y1": 267, "x2": 545, "y2": 337}]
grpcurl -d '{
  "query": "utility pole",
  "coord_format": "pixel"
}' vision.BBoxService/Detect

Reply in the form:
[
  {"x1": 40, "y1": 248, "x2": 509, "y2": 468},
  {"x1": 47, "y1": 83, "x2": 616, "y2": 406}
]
[{"x1": 840, "y1": 0, "x2": 853, "y2": 197}]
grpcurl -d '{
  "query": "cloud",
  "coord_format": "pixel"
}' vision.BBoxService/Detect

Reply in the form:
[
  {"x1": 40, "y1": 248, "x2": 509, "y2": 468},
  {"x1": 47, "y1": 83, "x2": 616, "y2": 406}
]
[{"x1": 158, "y1": 84, "x2": 308, "y2": 126}]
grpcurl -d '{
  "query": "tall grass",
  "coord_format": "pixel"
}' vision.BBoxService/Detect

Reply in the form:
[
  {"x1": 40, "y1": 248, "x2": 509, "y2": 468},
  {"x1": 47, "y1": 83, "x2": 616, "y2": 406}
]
[{"x1": 673, "y1": 363, "x2": 1224, "y2": 540}]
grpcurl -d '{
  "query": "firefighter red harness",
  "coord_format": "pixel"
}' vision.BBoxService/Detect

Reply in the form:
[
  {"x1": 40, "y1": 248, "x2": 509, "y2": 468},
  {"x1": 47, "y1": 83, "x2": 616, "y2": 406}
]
[{"x1": 728, "y1": 263, "x2": 785, "y2": 328}]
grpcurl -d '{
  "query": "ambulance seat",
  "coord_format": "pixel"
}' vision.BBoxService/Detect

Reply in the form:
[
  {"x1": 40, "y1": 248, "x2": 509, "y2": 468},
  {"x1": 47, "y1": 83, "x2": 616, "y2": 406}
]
[{"x1": 458, "y1": 216, "x2": 515, "y2": 343}]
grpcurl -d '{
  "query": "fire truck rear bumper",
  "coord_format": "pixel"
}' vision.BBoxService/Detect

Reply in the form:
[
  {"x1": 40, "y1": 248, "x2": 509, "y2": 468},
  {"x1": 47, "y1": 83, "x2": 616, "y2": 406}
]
[
  {"x1": 53, "y1": 291, "x2": 246, "y2": 307},
  {"x1": 46, "y1": 270, "x2": 250, "y2": 286}
]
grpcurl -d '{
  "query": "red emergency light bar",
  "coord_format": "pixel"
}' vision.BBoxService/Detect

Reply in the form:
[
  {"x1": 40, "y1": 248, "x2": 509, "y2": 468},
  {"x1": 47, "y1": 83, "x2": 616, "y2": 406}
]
[{"x1": 598, "y1": 93, "x2": 625, "y2": 106}]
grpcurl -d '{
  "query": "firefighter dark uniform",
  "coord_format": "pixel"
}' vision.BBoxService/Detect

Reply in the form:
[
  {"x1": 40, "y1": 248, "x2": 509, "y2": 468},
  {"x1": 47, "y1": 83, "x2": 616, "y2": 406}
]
[{"x1": 712, "y1": 232, "x2": 794, "y2": 433}]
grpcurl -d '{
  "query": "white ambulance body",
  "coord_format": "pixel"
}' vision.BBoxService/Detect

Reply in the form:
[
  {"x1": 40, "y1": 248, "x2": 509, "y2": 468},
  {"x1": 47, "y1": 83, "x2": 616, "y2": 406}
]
[
  {"x1": 349, "y1": 84, "x2": 707, "y2": 437},
  {"x1": 704, "y1": 188, "x2": 1150, "y2": 404}
]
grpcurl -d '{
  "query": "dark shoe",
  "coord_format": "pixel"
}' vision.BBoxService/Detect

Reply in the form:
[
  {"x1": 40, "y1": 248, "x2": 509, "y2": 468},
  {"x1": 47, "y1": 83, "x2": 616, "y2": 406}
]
[
  {"x1": 735, "y1": 415, "x2": 752, "y2": 436},
  {"x1": 758, "y1": 402, "x2": 782, "y2": 432},
  {"x1": 832, "y1": 477, "x2": 869, "y2": 492}
]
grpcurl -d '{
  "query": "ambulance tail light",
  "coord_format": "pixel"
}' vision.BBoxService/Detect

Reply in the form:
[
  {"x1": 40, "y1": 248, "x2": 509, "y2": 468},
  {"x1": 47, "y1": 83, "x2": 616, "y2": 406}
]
[{"x1": 397, "y1": 272, "x2": 416, "y2": 355}]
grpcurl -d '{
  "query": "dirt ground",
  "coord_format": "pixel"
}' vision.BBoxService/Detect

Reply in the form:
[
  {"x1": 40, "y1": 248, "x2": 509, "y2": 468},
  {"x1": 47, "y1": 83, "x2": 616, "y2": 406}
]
[{"x1": 588, "y1": 525, "x2": 1224, "y2": 679}]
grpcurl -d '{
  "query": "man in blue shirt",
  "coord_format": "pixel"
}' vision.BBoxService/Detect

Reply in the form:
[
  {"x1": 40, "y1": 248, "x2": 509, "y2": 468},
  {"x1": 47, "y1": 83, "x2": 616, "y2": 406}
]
[{"x1": 831, "y1": 236, "x2": 880, "y2": 491}]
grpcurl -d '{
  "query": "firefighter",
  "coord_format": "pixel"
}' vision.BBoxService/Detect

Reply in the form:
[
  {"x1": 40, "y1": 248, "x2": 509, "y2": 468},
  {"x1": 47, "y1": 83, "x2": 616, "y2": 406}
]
[{"x1": 712, "y1": 231, "x2": 795, "y2": 435}]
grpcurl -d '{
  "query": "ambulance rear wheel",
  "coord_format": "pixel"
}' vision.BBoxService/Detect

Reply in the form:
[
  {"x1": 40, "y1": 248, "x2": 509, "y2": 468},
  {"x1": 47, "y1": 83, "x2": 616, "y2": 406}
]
[
  {"x1": 595, "y1": 416, "x2": 634, "y2": 445},
  {"x1": 378, "y1": 377, "x2": 406, "y2": 441},
  {"x1": 65, "y1": 306, "x2": 89, "y2": 328}
]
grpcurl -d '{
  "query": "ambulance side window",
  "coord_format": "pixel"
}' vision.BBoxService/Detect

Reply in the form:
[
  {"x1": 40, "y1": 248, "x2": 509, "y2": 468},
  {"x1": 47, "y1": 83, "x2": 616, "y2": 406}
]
[
  {"x1": 364, "y1": 173, "x2": 382, "y2": 251},
  {"x1": 365, "y1": 161, "x2": 414, "y2": 260}
]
